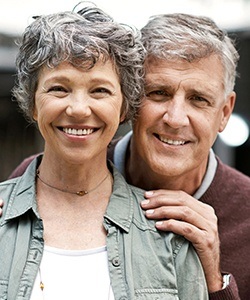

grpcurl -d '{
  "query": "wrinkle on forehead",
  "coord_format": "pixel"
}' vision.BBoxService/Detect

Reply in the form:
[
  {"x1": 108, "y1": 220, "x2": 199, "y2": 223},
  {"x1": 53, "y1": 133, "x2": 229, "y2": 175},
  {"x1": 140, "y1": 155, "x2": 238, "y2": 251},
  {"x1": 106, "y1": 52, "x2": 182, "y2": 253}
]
[{"x1": 144, "y1": 55, "x2": 225, "y2": 98}]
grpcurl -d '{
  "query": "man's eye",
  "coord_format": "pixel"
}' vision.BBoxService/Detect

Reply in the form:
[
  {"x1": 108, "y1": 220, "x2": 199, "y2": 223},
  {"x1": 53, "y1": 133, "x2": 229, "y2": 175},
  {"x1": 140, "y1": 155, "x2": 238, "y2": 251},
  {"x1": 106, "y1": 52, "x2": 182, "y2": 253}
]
[
  {"x1": 145, "y1": 90, "x2": 170, "y2": 101},
  {"x1": 190, "y1": 95, "x2": 211, "y2": 107},
  {"x1": 191, "y1": 95, "x2": 209, "y2": 103},
  {"x1": 192, "y1": 95, "x2": 206, "y2": 101}
]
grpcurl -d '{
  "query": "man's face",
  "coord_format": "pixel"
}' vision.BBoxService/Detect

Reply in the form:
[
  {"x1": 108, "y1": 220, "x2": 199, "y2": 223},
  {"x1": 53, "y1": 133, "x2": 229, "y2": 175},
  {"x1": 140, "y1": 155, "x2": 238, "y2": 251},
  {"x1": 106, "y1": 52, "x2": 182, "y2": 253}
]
[{"x1": 132, "y1": 55, "x2": 235, "y2": 180}]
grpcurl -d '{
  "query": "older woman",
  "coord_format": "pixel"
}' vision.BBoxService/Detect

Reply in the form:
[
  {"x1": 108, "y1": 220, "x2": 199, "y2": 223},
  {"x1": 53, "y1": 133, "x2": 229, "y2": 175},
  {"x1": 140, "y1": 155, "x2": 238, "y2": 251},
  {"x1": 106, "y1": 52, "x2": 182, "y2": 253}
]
[{"x1": 0, "y1": 5, "x2": 208, "y2": 300}]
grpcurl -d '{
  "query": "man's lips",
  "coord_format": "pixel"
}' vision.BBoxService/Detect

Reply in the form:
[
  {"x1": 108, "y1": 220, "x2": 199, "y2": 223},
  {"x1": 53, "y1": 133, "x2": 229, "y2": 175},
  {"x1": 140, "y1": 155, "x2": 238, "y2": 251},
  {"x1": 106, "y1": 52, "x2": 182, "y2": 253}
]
[{"x1": 155, "y1": 134, "x2": 187, "y2": 146}]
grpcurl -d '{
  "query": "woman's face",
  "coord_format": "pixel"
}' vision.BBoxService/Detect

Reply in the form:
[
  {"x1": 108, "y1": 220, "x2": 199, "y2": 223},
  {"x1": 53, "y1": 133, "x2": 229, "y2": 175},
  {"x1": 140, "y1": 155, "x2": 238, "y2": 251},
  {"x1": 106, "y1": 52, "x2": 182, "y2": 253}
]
[{"x1": 33, "y1": 60, "x2": 124, "y2": 165}]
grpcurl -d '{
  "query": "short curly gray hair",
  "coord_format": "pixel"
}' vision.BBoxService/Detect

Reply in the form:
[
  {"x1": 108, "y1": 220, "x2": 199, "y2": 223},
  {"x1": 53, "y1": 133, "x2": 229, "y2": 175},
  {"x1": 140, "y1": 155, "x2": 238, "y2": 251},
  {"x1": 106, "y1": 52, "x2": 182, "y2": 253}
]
[
  {"x1": 141, "y1": 13, "x2": 239, "y2": 96},
  {"x1": 13, "y1": 5, "x2": 145, "y2": 123}
]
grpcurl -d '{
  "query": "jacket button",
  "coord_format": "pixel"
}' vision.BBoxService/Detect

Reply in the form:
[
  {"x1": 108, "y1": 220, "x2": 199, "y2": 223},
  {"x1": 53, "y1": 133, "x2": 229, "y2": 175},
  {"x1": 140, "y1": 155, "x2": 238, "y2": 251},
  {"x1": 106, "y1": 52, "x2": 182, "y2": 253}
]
[{"x1": 112, "y1": 258, "x2": 120, "y2": 267}]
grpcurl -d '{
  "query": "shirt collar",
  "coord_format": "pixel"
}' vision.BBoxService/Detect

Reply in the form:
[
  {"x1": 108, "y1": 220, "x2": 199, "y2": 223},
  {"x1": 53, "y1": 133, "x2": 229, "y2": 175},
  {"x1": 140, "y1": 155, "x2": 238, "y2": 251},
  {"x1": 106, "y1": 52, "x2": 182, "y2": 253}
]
[
  {"x1": 113, "y1": 131, "x2": 132, "y2": 177},
  {"x1": 193, "y1": 149, "x2": 217, "y2": 199}
]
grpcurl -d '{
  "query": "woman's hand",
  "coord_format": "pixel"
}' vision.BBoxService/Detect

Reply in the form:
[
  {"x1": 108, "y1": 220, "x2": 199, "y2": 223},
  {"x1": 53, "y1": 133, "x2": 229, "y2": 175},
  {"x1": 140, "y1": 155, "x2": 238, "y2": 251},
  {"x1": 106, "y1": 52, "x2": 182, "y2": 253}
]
[{"x1": 141, "y1": 189, "x2": 223, "y2": 293}]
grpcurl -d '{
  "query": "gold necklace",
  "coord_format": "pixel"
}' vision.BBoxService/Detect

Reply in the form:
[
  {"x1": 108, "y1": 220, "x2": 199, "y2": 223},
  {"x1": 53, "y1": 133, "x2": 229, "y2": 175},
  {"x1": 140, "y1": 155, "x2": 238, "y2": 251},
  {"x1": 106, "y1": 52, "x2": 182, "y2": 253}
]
[{"x1": 36, "y1": 170, "x2": 110, "y2": 196}]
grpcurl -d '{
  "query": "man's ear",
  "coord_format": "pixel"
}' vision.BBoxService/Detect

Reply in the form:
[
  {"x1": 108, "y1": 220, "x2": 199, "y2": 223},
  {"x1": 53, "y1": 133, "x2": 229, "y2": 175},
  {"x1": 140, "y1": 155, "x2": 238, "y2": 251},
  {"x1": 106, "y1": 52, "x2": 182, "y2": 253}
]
[{"x1": 218, "y1": 91, "x2": 236, "y2": 132}]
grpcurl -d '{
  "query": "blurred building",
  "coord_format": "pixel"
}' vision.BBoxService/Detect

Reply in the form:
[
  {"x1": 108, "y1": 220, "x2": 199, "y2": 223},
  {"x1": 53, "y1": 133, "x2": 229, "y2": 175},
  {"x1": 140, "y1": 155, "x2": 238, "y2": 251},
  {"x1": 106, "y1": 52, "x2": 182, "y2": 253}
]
[
  {"x1": 224, "y1": 29, "x2": 250, "y2": 175},
  {"x1": 0, "y1": 33, "x2": 43, "y2": 181}
]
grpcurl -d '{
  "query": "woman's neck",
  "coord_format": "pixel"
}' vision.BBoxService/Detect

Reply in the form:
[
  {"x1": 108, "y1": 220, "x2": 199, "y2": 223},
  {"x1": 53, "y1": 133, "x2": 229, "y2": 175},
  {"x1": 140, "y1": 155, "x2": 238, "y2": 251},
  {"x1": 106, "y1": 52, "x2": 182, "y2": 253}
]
[{"x1": 39, "y1": 150, "x2": 110, "y2": 192}]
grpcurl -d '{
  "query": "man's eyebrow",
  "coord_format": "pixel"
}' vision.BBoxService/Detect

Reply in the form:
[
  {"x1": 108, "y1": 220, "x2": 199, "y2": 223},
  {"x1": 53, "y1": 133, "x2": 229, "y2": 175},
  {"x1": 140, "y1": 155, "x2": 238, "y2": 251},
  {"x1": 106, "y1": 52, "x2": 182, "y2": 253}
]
[
  {"x1": 144, "y1": 83, "x2": 174, "y2": 91},
  {"x1": 187, "y1": 85, "x2": 216, "y2": 96},
  {"x1": 185, "y1": 87, "x2": 217, "y2": 102}
]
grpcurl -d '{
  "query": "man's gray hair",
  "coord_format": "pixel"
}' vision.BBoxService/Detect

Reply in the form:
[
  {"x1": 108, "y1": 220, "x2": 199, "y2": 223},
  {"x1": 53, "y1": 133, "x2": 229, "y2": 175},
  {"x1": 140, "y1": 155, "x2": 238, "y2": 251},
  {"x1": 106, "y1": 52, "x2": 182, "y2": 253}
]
[{"x1": 141, "y1": 13, "x2": 239, "y2": 96}]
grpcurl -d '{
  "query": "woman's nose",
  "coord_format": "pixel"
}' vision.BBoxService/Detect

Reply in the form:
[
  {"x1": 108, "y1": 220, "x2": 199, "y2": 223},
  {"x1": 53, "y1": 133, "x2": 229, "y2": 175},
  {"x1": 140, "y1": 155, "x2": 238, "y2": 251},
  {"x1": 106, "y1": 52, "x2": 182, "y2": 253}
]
[{"x1": 65, "y1": 93, "x2": 92, "y2": 118}]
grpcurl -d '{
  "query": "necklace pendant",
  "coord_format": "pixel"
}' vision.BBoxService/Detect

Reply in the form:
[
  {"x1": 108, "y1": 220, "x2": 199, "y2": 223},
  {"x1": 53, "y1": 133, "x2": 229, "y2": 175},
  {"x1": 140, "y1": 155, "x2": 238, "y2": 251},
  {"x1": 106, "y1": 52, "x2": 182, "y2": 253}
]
[
  {"x1": 40, "y1": 281, "x2": 44, "y2": 291},
  {"x1": 76, "y1": 190, "x2": 88, "y2": 196}
]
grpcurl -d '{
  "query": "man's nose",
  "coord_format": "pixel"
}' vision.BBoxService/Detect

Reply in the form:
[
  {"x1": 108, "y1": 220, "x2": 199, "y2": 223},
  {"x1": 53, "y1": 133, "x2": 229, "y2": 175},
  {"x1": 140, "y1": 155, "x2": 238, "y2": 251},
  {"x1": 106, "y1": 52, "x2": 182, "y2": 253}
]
[{"x1": 162, "y1": 97, "x2": 189, "y2": 128}]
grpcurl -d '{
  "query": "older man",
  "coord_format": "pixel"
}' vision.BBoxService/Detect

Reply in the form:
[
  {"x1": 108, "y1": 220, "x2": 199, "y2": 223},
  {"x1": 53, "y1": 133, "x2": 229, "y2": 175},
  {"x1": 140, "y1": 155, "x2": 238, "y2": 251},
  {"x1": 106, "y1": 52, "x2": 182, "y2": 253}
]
[{"x1": 110, "y1": 13, "x2": 249, "y2": 299}]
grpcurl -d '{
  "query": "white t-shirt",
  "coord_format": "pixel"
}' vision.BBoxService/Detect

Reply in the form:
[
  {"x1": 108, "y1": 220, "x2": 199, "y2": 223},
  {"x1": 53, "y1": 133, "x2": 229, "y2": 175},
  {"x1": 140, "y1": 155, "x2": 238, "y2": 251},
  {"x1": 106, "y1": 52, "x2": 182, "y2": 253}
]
[{"x1": 30, "y1": 245, "x2": 115, "y2": 300}]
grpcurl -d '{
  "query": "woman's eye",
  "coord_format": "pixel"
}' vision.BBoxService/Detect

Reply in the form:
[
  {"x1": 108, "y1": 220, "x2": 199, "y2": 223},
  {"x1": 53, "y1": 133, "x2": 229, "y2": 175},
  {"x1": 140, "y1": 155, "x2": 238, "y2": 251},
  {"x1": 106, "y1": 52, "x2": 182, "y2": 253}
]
[
  {"x1": 46, "y1": 86, "x2": 69, "y2": 97},
  {"x1": 48, "y1": 86, "x2": 67, "y2": 93},
  {"x1": 91, "y1": 87, "x2": 111, "y2": 98},
  {"x1": 94, "y1": 87, "x2": 110, "y2": 93}
]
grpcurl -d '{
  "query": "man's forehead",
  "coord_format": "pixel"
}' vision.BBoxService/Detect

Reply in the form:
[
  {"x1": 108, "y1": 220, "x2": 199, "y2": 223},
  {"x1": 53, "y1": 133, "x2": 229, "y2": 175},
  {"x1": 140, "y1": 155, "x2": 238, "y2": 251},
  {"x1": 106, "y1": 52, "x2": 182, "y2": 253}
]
[
  {"x1": 144, "y1": 54, "x2": 223, "y2": 70},
  {"x1": 144, "y1": 56, "x2": 224, "y2": 91}
]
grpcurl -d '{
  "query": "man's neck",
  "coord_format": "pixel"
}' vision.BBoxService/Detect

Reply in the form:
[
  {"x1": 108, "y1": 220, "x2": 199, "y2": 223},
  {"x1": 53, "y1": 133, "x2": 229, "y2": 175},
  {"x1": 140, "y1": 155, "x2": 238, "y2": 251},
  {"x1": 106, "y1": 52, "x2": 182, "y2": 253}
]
[
  {"x1": 113, "y1": 132, "x2": 216, "y2": 197},
  {"x1": 126, "y1": 138, "x2": 208, "y2": 195},
  {"x1": 126, "y1": 158, "x2": 202, "y2": 195}
]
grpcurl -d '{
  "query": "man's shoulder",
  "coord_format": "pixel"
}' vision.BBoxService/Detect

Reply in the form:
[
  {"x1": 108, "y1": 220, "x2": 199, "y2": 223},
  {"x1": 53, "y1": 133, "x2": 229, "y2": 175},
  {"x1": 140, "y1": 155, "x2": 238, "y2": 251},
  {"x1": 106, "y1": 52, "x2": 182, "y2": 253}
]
[
  {"x1": 9, "y1": 153, "x2": 41, "y2": 179},
  {"x1": 204, "y1": 157, "x2": 250, "y2": 204},
  {"x1": 216, "y1": 158, "x2": 250, "y2": 187}
]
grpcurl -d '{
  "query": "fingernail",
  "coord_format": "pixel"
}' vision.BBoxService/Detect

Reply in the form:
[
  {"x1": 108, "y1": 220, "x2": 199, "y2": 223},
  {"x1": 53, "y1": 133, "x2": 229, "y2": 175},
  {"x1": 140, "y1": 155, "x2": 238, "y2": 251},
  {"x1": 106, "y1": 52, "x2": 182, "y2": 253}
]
[
  {"x1": 145, "y1": 191, "x2": 154, "y2": 196},
  {"x1": 155, "y1": 221, "x2": 163, "y2": 226},
  {"x1": 141, "y1": 200, "x2": 150, "y2": 206},
  {"x1": 146, "y1": 209, "x2": 154, "y2": 214}
]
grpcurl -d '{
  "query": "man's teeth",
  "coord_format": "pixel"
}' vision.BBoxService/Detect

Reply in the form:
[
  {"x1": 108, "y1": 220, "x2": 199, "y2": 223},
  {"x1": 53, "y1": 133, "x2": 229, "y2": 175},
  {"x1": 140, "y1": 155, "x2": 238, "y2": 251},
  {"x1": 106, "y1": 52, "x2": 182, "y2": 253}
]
[
  {"x1": 63, "y1": 128, "x2": 94, "y2": 136},
  {"x1": 159, "y1": 136, "x2": 185, "y2": 145}
]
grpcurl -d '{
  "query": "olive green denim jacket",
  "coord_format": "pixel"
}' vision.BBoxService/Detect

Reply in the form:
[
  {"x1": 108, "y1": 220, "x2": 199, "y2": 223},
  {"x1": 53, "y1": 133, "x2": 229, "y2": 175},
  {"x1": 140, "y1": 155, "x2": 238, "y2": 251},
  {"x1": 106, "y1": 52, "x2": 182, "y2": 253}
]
[{"x1": 0, "y1": 156, "x2": 208, "y2": 300}]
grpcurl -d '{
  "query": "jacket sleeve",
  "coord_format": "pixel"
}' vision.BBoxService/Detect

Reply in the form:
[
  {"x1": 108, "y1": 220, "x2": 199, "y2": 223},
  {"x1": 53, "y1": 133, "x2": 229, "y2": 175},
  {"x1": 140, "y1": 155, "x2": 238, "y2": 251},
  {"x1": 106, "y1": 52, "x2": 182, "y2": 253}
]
[
  {"x1": 208, "y1": 273, "x2": 241, "y2": 300},
  {"x1": 174, "y1": 240, "x2": 209, "y2": 300}
]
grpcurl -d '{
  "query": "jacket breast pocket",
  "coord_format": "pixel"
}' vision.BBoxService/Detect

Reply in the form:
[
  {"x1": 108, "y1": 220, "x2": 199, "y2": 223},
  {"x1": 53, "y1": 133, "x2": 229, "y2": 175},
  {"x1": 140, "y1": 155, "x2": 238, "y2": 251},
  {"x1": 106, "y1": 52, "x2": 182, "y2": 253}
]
[
  {"x1": 0, "y1": 280, "x2": 8, "y2": 300},
  {"x1": 135, "y1": 288, "x2": 179, "y2": 300}
]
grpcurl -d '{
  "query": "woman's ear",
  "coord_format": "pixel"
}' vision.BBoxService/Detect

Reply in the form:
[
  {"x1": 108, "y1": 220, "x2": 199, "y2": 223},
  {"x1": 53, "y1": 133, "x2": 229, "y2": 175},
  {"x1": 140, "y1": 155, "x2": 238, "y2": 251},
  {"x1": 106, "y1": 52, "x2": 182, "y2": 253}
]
[
  {"x1": 119, "y1": 102, "x2": 128, "y2": 123},
  {"x1": 120, "y1": 111, "x2": 126, "y2": 123},
  {"x1": 33, "y1": 105, "x2": 38, "y2": 121}
]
